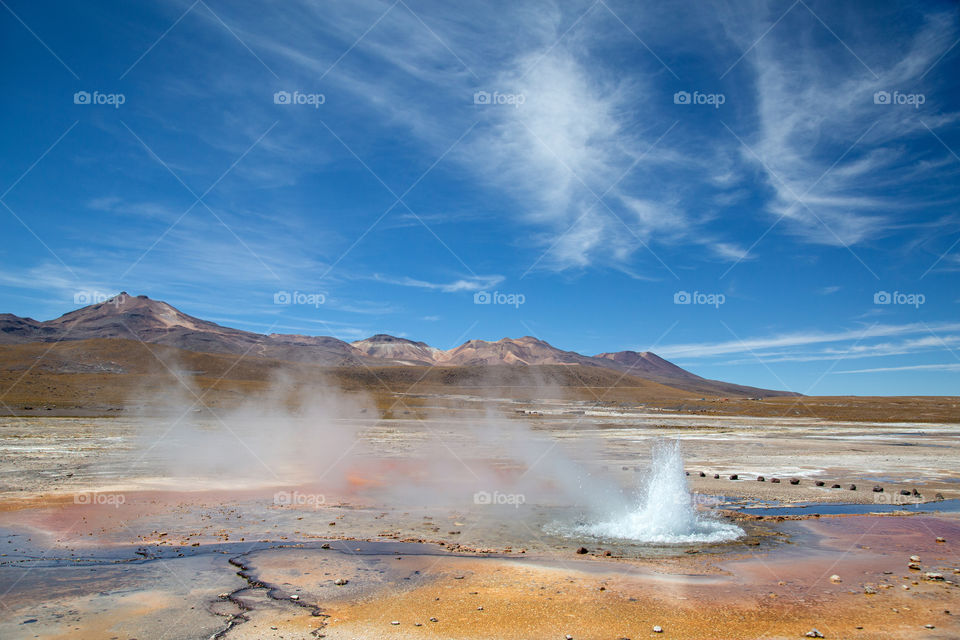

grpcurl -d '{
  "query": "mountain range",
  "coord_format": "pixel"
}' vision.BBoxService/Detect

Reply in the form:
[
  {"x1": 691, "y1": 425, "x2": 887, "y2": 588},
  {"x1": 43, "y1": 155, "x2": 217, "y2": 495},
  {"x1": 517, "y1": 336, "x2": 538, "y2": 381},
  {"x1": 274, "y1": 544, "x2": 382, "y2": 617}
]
[{"x1": 0, "y1": 293, "x2": 795, "y2": 397}]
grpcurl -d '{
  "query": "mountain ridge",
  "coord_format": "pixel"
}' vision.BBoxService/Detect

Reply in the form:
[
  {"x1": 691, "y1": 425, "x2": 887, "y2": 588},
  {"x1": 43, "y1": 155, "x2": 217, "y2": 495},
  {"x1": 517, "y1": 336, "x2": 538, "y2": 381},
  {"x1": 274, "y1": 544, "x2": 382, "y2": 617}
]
[{"x1": 0, "y1": 293, "x2": 797, "y2": 397}]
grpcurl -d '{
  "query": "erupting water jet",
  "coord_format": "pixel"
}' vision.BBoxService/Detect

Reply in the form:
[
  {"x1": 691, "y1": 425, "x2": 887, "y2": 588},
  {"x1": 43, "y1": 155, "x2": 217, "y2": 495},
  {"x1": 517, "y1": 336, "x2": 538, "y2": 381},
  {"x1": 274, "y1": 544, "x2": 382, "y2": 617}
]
[{"x1": 567, "y1": 439, "x2": 743, "y2": 544}]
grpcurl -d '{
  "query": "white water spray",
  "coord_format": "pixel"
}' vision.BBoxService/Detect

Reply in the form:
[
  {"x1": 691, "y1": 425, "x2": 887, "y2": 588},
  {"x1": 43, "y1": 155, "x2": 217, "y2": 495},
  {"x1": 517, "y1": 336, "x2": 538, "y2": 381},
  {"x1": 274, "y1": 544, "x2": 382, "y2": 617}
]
[{"x1": 572, "y1": 439, "x2": 743, "y2": 544}]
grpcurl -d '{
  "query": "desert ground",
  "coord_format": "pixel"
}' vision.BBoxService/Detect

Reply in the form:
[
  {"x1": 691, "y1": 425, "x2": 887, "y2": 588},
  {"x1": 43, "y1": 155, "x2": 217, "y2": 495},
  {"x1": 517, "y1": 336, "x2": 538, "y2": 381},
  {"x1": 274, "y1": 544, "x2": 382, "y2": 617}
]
[{"x1": 1, "y1": 391, "x2": 959, "y2": 639}]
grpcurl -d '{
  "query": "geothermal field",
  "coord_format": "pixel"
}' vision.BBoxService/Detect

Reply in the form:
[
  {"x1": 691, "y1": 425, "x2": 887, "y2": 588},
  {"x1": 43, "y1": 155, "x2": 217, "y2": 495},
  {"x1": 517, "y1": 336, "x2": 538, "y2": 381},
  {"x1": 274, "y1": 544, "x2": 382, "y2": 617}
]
[{"x1": 1, "y1": 390, "x2": 958, "y2": 639}]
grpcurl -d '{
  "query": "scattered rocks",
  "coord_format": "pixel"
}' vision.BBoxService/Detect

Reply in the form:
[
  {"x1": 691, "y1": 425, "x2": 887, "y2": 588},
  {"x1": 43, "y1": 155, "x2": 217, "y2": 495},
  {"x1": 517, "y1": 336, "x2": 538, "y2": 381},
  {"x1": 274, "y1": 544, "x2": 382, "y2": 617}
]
[
  {"x1": 652, "y1": 626, "x2": 663, "y2": 633},
  {"x1": 576, "y1": 547, "x2": 588, "y2": 554},
  {"x1": 790, "y1": 478, "x2": 800, "y2": 485},
  {"x1": 805, "y1": 629, "x2": 824, "y2": 638}
]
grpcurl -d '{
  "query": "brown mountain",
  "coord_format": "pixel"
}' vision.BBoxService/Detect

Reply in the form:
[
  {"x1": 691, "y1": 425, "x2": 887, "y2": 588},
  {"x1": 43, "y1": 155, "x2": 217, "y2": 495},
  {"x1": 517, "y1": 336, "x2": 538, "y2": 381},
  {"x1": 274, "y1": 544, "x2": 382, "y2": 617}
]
[{"x1": 0, "y1": 293, "x2": 796, "y2": 397}]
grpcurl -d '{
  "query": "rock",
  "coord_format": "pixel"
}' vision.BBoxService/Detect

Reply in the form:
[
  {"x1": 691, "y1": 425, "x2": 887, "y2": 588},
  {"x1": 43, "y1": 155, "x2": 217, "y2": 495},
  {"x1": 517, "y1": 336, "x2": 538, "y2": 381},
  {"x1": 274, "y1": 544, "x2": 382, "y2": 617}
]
[
  {"x1": 873, "y1": 486, "x2": 883, "y2": 492},
  {"x1": 603, "y1": 550, "x2": 612, "y2": 557},
  {"x1": 576, "y1": 547, "x2": 588, "y2": 554},
  {"x1": 429, "y1": 617, "x2": 438, "y2": 622},
  {"x1": 829, "y1": 574, "x2": 841, "y2": 582},
  {"x1": 925, "y1": 624, "x2": 935, "y2": 629},
  {"x1": 757, "y1": 476, "x2": 765, "y2": 482},
  {"x1": 333, "y1": 578, "x2": 348, "y2": 585},
  {"x1": 320, "y1": 543, "x2": 330, "y2": 549},
  {"x1": 924, "y1": 572, "x2": 944, "y2": 581},
  {"x1": 805, "y1": 629, "x2": 824, "y2": 638},
  {"x1": 912, "y1": 488, "x2": 921, "y2": 497},
  {"x1": 935, "y1": 493, "x2": 944, "y2": 501},
  {"x1": 900, "y1": 489, "x2": 911, "y2": 496},
  {"x1": 770, "y1": 478, "x2": 780, "y2": 484},
  {"x1": 936, "y1": 537, "x2": 946, "y2": 543},
  {"x1": 831, "y1": 484, "x2": 841, "y2": 489},
  {"x1": 290, "y1": 594, "x2": 299, "y2": 600},
  {"x1": 864, "y1": 585, "x2": 877, "y2": 594},
  {"x1": 729, "y1": 474, "x2": 739, "y2": 480},
  {"x1": 477, "y1": 606, "x2": 483, "y2": 610},
  {"x1": 790, "y1": 478, "x2": 800, "y2": 485},
  {"x1": 653, "y1": 626, "x2": 663, "y2": 633},
  {"x1": 391, "y1": 620, "x2": 400, "y2": 625},
  {"x1": 908, "y1": 563, "x2": 921, "y2": 570},
  {"x1": 566, "y1": 636, "x2": 573, "y2": 640},
  {"x1": 815, "y1": 481, "x2": 825, "y2": 487},
  {"x1": 848, "y1": 484, "x2": 857, "y2": 490},
  {"x1": 910, "y1": 555, "x2": 921, "y2": 562},
  {"x1": 713, "y1": 474, "x2": 720, "y2": 479}
]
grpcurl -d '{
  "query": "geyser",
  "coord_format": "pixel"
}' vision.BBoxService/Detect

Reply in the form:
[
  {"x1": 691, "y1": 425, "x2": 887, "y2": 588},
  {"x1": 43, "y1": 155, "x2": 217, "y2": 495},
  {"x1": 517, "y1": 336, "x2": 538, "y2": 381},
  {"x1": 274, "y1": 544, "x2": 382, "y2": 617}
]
[{"x1": 571, "y1": 439, "x2": 743, "y2": 544}]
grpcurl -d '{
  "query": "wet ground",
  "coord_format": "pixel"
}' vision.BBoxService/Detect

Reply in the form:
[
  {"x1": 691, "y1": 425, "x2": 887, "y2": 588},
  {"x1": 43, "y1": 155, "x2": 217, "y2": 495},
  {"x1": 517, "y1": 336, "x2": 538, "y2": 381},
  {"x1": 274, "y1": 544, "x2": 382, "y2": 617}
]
[{"x1": 1, "y1": 397, "x2": 959, "y2": 638}]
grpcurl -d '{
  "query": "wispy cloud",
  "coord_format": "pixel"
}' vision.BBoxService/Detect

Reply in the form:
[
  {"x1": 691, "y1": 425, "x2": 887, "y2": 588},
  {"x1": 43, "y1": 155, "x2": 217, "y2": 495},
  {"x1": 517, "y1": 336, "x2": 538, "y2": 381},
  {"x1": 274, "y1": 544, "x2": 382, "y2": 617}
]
[{"x1": 372, "y1": 273, "x2": 504, "y2": 292}]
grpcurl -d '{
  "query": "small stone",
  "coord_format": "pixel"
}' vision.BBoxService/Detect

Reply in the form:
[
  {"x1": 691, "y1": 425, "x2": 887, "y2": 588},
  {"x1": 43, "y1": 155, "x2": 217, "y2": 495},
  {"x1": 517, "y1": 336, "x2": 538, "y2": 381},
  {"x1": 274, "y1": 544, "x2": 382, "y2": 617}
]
[
  {"x1": 333, "y1": 578, "x2": 348, "y2": 585},
  {"x1": 848, "y1": 484, "x2": 857, "y2": 490},
  {"x1": 936, "y1": 537, "x2": 946, "y2": 543},
  {"x1": 790, "y1": 478, "x2": 800, "y2": 485},
  {"x1": 805, "y1": 629, "x2": 824, "y2": 638},
  {"x1": 329, "y1": 521, "x2": 336, "y2": 526},
  {"x1": 321, "y1": 543, "x2": 330, "y2": 549},
  {"x1": 290, "y1": 594, "x2": 299, "y2": 600},
  {"x1": 566, "y1": 635, "x2": 573, "y2": 640},
  {"x1": 900, "y1": 489, "x2": 911, "y2": 496},
  {"x1": 414, "y1": 622, "x2": 422, "y2": 626},
  {"x1": 653, "y1": 626, "x2": 663, "y2": 633},
  {"x1": 829, "y1": 574, "x2": 841, "y2": 583},
  {"x1": 908, "y1": 563, "x2": 921, "y2": 570},
  {"x1": 391, "y1": 620, "x2": 400, "y2": 625},
  {"x1": 873, "y1": 486, "x2": 883, "y2": 493},
  {"x1": 713, "y1": 474, "x2": 720, "y2": 479},
  {"x1": 771, "y1": 478, "x2": 781, "y2": 484},
  {"x1": 757, "y1": 476, "x2": 765, "y2": 482},
  {"x1": 729, "y1": 474, "x2": 739, "y2": 480},
  {"x1": 910, "y1": 555, "x2": 921, "y2": 562},
  {"x1": 831, "y1": 484, "x2": 841, "y2": 489},
  {"x1": 477, "y1": 606, "x2": 483, "y2": 610},
  {"x1": 429, "y1": 617, "x2": 438, "y2": 622},
  {"x1": 935, "y1": 493, "x2": 945, "y2": 501},
  {"x1": 925, "y1": 624, "x2": 935, "y2": 629},
  {"x1": 576, "y1": 547, "x2": 588, "y2": 554},
  {"x1": 924, "y1": 572, "x2": 944, "y2": 581},
  {"x1": 699, "y1": 471, "x2": 706, "y2": 477},
  {"x1": 815, "y1": 480, "x2": 825, "y2": 487},
  {"x1": 864, "y1": 585, "x2": 877, "y2": 594}
]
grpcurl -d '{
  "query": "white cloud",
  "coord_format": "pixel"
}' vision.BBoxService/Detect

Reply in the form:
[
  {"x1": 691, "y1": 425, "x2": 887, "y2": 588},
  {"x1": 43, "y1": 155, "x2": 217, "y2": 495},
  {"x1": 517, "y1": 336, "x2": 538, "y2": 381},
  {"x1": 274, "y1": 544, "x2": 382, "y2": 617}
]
[{"x1": 372, "y1": 273, "x2": 504, "y2": 292}]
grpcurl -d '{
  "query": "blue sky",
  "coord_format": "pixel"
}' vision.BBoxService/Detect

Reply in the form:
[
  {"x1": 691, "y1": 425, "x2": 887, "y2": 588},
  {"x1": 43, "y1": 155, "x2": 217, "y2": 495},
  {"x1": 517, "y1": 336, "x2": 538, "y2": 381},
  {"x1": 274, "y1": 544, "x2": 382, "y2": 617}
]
[{"x1": 1, "y1": 0, "x2": 959, "y2": 395}]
